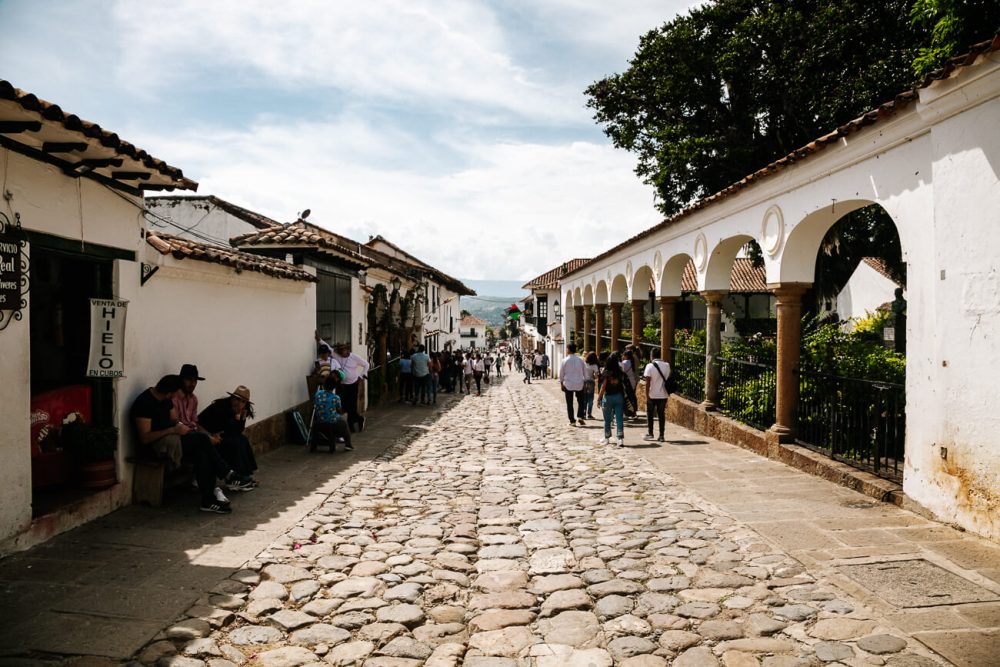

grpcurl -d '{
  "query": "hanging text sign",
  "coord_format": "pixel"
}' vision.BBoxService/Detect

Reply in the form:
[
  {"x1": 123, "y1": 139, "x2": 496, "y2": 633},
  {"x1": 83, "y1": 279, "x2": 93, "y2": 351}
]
[
  {"x1": 87, "y1": 298, "x2": 128, "y2": 378},
  {"x1": 0, "y1": 225, "x2": 21, "y2": 310}
]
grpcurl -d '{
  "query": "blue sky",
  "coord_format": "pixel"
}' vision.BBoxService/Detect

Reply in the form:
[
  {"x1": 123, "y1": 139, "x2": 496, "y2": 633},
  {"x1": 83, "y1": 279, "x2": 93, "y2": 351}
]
[{"x1": 0, "y1": 0, "x2": 697, "y2": 280}]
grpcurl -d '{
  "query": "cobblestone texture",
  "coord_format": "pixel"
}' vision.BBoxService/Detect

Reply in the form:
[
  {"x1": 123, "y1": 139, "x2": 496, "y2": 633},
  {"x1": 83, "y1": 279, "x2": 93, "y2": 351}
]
[{"x1": 136, "y1": 378, "x2": 946, "y2": 666}]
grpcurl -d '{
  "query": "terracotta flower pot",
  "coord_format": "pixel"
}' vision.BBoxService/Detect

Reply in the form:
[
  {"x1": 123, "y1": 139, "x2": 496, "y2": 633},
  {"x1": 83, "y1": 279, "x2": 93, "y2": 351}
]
[{"x1": 80, "y1": 460, "x2": 117, "y2": 489}]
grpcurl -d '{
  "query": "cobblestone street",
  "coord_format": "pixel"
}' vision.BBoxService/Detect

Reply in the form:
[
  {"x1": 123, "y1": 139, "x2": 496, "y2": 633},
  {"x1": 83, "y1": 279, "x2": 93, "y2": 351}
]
[{"x1": 5, "y1": 377, "x2": 1000, "y2": 666}]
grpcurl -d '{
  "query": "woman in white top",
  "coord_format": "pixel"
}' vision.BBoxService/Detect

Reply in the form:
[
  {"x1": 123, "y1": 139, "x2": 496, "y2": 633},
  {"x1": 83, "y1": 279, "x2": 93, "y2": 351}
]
[
  {"x1": 472, "y1": 354, "x2": 486, "y2": 396},
  {"x1": 463, "y1": 353, "x2": 474, "y2": 394}
]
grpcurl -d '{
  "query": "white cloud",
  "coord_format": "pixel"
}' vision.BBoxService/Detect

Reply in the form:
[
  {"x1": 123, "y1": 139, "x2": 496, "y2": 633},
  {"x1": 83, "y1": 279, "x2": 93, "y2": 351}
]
[
  {"x1": 108, "y1": 0, "x2": 585, "y2": 124},
  {"x1": 140, "y1": 116, "x2": 661, "y2": 280}
]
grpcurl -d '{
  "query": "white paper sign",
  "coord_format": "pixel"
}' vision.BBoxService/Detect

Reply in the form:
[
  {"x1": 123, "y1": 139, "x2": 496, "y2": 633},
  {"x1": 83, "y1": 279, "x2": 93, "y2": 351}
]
[{"x1": 87, "y1": 298, "x2": 128, "y2": 378}]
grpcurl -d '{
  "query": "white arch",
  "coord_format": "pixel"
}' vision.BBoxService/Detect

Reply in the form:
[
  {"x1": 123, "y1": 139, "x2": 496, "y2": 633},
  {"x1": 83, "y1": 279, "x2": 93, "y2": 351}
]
[{"x1": 631, "y1": 265, "x2": 655, "y2": 301}]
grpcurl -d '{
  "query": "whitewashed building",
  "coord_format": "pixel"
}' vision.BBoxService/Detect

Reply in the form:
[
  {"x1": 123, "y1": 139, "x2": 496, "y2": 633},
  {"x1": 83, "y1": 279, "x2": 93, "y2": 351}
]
[
  {"x1": 555, "y1": 40, "x2": 1000, "y2": 542},
  {"x1": 458, "y1": 315, "x2": 488, "y2": 349},
  {"x1": 145, "y1": 195, "x2": 282, "y2": 245},
  {"x1": 0, "y1": 80, "x2": 318, "y2": 554},
  {"x1": 837, "y1": 257, "x2": 903, "y2": 327}
]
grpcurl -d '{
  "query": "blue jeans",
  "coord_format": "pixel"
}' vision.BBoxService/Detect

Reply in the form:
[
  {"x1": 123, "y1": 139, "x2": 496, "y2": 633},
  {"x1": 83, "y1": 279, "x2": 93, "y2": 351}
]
[{"x1": 602, "y1": 393, "x2": 625, "y2": 438}]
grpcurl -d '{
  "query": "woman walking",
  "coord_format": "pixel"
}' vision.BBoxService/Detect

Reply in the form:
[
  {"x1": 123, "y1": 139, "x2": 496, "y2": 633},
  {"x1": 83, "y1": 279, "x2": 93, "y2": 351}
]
[
  {"x1": 597, "y1": 353, "x2": 627, "y2": 447},
  {"x1": 472, "y1": 353, "x2": 486, "y2": 396},
  {"x1": 621, "y1": 349, "x2": 639, "y2": 420},
  {"x1": 463, "y1": 352, "x2": 474, "y2": 394},
  {"x1": 583, "y1": 351, "x2": 600, "y2": 420}
]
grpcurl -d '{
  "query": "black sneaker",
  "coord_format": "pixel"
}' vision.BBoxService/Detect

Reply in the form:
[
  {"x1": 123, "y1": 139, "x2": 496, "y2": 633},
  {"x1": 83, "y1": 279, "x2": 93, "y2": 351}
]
[
  {"x1": 344, "y1": 443, "x2": 355, "y2": 451},
  {"x1": 657, "y1": 435, "x2": 665, "y2": 442},
  {"x1": 200, "y1": 502, "x2": 232, "y2": 514},
  {"x1": 358, "y1": 416, "x2": 366, "y2": 433}
]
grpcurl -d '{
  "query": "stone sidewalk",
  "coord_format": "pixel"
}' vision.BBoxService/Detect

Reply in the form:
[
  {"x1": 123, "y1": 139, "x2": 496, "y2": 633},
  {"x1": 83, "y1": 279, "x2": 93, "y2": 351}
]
[{"x1": 2, "y1": 377, "x2": 999, "y2": 666}]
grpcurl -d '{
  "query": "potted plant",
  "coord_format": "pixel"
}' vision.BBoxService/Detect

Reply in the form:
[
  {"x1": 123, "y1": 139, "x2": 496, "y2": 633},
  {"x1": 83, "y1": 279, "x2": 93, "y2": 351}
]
[{"x1": 63, "y1": 415, "x2": 119, "y2": 488}]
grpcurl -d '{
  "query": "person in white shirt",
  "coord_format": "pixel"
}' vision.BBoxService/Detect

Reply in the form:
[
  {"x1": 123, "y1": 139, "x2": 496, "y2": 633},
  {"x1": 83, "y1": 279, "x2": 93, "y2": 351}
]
[
  {"x1": 333, "y1": 342, "x2": 371, "y2": 433},
  {"x1": 472, "y1": 353, "x2": 486, "y2": 396},
  {"x1": 642, "y1": 347, "x2": 671, "y2": 442},
  {"x1": 560, "y1": 343, "x2": 588, "y2": 426}
]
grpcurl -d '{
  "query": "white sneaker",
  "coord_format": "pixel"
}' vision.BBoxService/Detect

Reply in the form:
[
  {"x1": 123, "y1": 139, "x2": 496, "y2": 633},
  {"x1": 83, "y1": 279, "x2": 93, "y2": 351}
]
[
  {"x1": 598, "y1": 437, "x2": 609, "y2": 445},
  {"x1": 617, "y1": 438, "x2": 625, "y2": 447},
  {"x1": 214, "y1": 487, "x2": 230, "y2": 504}
]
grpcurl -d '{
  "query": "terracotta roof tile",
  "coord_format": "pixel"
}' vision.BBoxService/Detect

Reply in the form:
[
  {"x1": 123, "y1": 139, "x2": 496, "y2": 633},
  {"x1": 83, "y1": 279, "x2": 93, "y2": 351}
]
[
  {"x1": 678, "y1": 258, "x2": 766, "y2": 293},
  {"x1": 564, "y1": 32, "x2": 1000, "y2": 281},
  {"x1": 460, "y1": 315, "x2": 487, "y2": 327},
  {"x1": 0, "y1": 80, "x2": 197, "y2": 191},
  {"x1": 523, "y1": 258, "x2": 591, "y2": 290},
  {"x1": 145, "y1": 231, "x2": 315, "y2": 282},
  {"x1": 235, "y1": 221, "x2": 475, "y2": 294},
  {"x1": 365, "y1": 235, "x2": 475, "y2": 295}
]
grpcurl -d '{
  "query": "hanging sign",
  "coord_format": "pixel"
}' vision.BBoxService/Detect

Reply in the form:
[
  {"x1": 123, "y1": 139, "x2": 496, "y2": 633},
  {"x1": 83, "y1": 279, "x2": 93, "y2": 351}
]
[
  {"x1": 87, "y1": 298, "x2": 128, "y2": 378},
  {"x1": 0, "y1": 225, "x2": 21, "y2": 310}
]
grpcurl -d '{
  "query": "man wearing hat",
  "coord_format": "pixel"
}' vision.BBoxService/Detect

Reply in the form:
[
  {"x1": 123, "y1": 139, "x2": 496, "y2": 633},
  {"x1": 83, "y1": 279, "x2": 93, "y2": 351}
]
[
  {"x1": 173, "y1": 364, "x2": 238, "y2": 505},
  {"x1": 199, "y1": 385, "x2": 259, "y2": 491}
]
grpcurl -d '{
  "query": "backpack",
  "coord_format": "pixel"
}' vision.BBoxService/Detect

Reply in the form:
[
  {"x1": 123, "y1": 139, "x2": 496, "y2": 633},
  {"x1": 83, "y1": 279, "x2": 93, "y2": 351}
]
[{"x1": 651, "y1": 361, "x2": 678, "y2": 395}]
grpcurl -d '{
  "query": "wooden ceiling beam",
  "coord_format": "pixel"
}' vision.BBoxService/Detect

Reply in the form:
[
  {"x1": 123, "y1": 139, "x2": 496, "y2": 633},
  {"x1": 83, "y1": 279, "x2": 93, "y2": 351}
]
[
  {"x1": 42, "y1": 141, "x2": 88, "y2": 153},
  {"x1": 0, "y1": 120, "x2": 42, "y2": 133}
]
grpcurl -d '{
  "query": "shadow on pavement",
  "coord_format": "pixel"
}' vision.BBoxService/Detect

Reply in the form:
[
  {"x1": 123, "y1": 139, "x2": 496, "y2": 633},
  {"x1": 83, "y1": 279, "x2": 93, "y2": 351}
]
[{"x1": 0, "y1": 390, "x2": 468, "y2": 661}]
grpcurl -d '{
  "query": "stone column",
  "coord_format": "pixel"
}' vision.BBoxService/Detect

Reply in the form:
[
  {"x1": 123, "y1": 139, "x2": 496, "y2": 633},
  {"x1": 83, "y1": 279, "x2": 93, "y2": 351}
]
[
  {"x1": 594, "y1": 305, "x2": 606, "y2": 353},
  {"x1": 610, "y1": 302, "x2": 624, "y2": 353},
  {"x1": 659, "y1": 296, "x2": 678, "y2": 363},
  {"x1": 631, "y1": 300, "x2": 645, "y2": 348},
  {"x1": 573, "y1": 306, "x2": 584, "y2": 348},
  {"x1": 701, "y1": 291, "x2": 726, "y2": 410},
  {"x1": 583, "y1": 305, "x2": 594, "y2": 355},
  {"x1": 769, "y1": 284, "x2": 810, "y2": 442}
]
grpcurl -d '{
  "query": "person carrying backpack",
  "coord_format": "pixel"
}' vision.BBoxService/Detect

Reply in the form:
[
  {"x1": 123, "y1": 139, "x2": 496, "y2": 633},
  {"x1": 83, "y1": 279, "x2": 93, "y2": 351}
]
[{"x1": 642, "y1": 347, "x2": 672, "y2": 442}]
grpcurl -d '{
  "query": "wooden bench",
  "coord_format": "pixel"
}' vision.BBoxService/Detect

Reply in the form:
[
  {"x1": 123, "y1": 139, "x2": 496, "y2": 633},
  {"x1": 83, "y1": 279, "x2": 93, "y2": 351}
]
[{"x1": 128, "y1": 454, "x2": 193, "y2": 507}]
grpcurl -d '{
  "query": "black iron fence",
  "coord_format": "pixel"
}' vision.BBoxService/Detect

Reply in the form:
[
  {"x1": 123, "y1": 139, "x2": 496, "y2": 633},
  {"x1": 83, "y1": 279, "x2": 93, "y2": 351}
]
[
  {"x1": 718, "y1": 355, "x2": 777, "y2": 431},
  {"x1": 796, "y1": 366, "x2": 905, "y2": 482},
  {"x1": 669, "y1": 346, "x2": 706, "y2": 403}
]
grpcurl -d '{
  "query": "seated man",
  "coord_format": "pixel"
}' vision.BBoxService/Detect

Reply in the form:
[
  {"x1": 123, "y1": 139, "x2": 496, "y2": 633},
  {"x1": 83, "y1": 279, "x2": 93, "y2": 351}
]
[
  {"x1": 131, "y1": 374, "x2": 237, "y2": 514},
  {"x1": 173, "y1": 363, "x2": 232, "y2": 505},
  {"x1": 198, "y1": 385, "x2": 259, "y2": 490},
  {"x1": 313, "y1": 372, "x2": 353, "y2": 452}
]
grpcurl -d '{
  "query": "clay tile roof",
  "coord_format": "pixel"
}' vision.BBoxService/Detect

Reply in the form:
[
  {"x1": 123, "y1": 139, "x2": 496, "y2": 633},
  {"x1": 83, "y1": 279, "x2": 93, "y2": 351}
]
[
  {"x1": 231, "y1": 220, "x2": 370, "y2": 268},
  {"x1": 861, "y1": 257, "x2": 902, "y2": 286},
  {"x1": 523, "y1": 258, "x2": 592, "y2": 290},
  {"x1": 145, "y1": 231, "x2": 315, "y2": 282},
  {"x1": 563, "y1": 32, "x2": 1000, "y2": 281},
  {"x1": 678, "y1": 258, "x2": 766, "y2": 293},
  {"x1": 460, "y1": 315, "x2": 487, "y2": 327},
  {"x1": 0, "y1": 80, "x2": 197, "y2": 191}
]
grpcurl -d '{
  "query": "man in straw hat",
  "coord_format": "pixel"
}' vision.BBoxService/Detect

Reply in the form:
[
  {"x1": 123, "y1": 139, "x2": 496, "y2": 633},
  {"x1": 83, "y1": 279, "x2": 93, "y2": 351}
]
[{"x1": 199, "y1": 385, "x2": 259, "y2": 491}]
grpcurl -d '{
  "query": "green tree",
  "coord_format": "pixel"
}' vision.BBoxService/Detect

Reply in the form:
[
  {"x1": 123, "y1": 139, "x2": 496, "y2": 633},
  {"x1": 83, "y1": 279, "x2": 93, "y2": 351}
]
[
  {"x1": 586, "y1": 0, "x2": 934, "y2": 217},
  {"x1": 911, "y1": 0, "x2": 1000, "y2": 74}
]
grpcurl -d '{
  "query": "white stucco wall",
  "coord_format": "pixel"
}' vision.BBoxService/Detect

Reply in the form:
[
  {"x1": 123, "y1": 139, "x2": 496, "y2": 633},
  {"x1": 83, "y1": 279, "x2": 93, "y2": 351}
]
[
  {"x1": 837, "y1": 262, "x2": 899, "y2": 325},
  {"x1": 146, "y1": 198, "x2": 269, "y2": 245}
]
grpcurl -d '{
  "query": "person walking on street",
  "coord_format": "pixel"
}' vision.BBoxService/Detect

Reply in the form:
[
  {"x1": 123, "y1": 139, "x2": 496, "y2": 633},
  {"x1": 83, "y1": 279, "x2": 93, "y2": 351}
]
[
  {"x1": 621, "y1": 349, "x2": 639, "y2": 420},
  {"x1": 642, "y1": 348, "x2": 671, "y2": 442},
  {"x1": 495, "y1": 353, "x2": 503, "y2": 377},
  {"x1": 583, "y1": 351, "x2": 600, "y2": 420},
  {"x1": 333, "y1": 342, "x2": 370, "y2": 432},
  {"x1": 463, "y1": 352, "x2": 474, "y2": 394},
  {"x1": 560, "y1": 343, "x2": 588, "y2": 427},
  {"x1": 522, "y1": 353, "x2": 532, "y2": 384},
  {"x1": 597, "y1": 353, "x2": 627, "y2": 447},
  {"x1": 411, "y1": 344, "x2": 431, "y2": 405},
  {"x1": 541, "y1": 352, "x2": 550, "y2": 380},
  {"x1": 472, "y1": 353, "x2": 486, "y2": 395}
]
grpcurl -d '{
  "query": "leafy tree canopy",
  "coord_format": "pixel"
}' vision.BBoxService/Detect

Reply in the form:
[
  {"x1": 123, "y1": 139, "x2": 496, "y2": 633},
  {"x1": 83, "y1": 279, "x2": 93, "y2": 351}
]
[{"x1": 587, "y1": 0, "x2": 998, "y2": 218}]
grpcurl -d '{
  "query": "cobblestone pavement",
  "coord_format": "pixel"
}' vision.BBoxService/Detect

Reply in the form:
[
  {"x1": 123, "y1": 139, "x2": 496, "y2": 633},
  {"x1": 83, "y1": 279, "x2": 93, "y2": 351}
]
[{"x1": 134, "y1": 377, "x2": 953, "y2": 667}]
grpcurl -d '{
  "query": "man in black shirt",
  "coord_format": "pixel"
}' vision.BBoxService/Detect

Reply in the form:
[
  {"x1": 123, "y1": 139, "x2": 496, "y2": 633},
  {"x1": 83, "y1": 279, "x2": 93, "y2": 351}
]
[{"x1": 131, "y1": 375, "x2": 236, "y2": 514}]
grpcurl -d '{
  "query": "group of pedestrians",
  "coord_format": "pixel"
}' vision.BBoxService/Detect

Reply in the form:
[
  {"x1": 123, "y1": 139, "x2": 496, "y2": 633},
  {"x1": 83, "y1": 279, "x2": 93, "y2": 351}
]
[
  {"x1": 400, "y1": 348, "x2": 508, "y2": 401},
  {"x1": 560, "y1": 344, "x2": 672, "y2": 447},
  {"x1": 514, "y1": 349, "x2": 549, "y2": 383}
]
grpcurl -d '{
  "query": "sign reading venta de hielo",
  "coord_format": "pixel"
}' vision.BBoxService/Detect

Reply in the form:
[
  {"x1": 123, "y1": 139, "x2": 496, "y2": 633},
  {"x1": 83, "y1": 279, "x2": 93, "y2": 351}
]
[
  {"x1": 0, "y1": 224, "x2": 21, "y2": 309},
  {"x1": 87, "y1": 299, "x2": 128, "y2": 378}
]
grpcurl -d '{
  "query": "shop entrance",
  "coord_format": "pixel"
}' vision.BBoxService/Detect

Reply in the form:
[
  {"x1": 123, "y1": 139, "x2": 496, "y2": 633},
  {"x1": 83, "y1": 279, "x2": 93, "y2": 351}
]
[{"x1": 29, "y1": 245, "x2": 115, "y2": 517}]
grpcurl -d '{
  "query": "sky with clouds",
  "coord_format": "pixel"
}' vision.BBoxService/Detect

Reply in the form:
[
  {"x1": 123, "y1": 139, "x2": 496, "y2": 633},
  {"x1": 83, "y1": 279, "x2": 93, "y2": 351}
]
[{"x1": 0, "y1": 0, "x2": 698, "y2": 280}]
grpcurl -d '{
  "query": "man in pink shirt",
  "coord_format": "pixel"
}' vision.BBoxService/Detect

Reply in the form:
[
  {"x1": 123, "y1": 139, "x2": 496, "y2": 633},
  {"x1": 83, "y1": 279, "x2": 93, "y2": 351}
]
[{"x1": 173, "y1": 364, "x2": 204, "y2": 430}]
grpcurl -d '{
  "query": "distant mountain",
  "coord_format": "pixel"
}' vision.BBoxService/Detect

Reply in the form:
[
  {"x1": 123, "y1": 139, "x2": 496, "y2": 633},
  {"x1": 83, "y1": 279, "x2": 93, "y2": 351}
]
[
  {"x1": 459, "y1": 279, "x2": 529, "y2": 328},
  {"x1": 462, "y1": 279, "x2": 530, "y2": 298}
]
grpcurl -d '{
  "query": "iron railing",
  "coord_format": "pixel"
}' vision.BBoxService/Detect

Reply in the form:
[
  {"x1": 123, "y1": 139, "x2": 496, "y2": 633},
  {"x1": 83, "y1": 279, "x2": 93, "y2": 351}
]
[
  {"x1": 796, "y1": 366, "x2": 905, "y2": 482},
  {"x1": 718, "y1": 355, "x2": 776, "y2": 431},
  {"x1": 669, "y1": 346, "x2": 706, "y2": 403},
  {"x1": 367, "y1": 356, "x2": 401, "y2": 407}
]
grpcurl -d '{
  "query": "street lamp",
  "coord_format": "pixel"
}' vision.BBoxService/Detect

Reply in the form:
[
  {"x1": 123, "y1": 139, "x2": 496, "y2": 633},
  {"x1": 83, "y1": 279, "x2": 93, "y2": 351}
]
[
  {"x1": 390, "y1": 276, "x2": 402, "y2": 293},
  {"x1": 553, "y1": 299, "x2": 562, "y2": 321}
]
